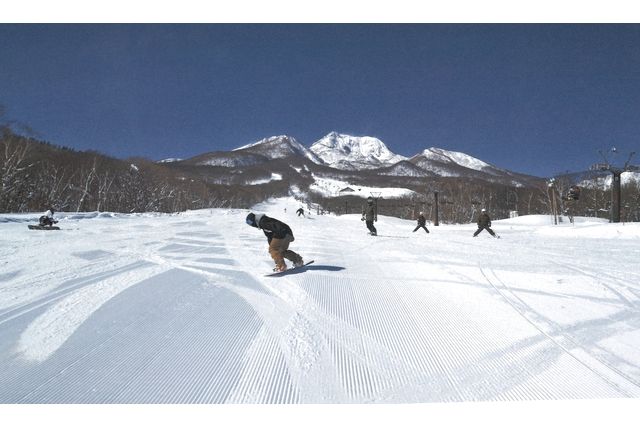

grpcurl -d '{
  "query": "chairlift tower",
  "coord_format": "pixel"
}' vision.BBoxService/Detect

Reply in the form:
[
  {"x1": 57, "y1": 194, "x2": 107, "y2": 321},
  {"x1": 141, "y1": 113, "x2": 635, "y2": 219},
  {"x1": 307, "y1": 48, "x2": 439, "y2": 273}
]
[{"x1": 591, "y1": 149, "x2": 638, "y2": 223}]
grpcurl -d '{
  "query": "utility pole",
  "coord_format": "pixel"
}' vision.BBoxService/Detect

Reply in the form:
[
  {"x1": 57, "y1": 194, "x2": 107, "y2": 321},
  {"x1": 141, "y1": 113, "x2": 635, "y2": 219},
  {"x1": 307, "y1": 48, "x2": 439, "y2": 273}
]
[
  {"x1": 434, "y1": 191, "x2": 440, "y2": 226},
  {"x1": 592, "y1": 149, "x2": 638, "y2": 223},
  {"x1": 612, "y1": 171, "x2": 622, "y2": 223},
  {"x1": 547, "y1": 179, "x2": 558, "y2": 225}
]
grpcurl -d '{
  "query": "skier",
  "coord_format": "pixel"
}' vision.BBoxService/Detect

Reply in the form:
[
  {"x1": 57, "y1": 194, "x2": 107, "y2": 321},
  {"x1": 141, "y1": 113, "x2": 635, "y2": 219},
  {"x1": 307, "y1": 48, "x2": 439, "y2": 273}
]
[
  {"x1": 39, "y1": 207, "x2": 58, "y2": 227},
  {"x1": 413, "y1": 212, "x2": 430, "y2": 234},
  {"x1": 296, "y1": 207, "x2": 305, "y2": 217},
  {"x1": 246, "y1": 212, "x2": 304, "y2": 272},
  {"x1": 361, "y1": 197, "x2": 377, "y2": 236},
  {"x1": 473, "y1": 209, "x2": 498, "y2": 238}
]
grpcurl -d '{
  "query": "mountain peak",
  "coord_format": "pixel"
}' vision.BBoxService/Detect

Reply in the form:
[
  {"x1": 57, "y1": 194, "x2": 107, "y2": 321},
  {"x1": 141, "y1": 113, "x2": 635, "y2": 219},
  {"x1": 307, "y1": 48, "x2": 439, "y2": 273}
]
[
  {"x1": 234, "y1": 135, "x2": 322, "y2": 163},
  {"x1": 417, "y1": 147, "x2": 495, "y2": 172},
  {"x1": 310, "y1": 132, "x2": 407, "y2": 170},
  {"x1": 234, "y1": 135, "x2": 297, "y2": 151}
]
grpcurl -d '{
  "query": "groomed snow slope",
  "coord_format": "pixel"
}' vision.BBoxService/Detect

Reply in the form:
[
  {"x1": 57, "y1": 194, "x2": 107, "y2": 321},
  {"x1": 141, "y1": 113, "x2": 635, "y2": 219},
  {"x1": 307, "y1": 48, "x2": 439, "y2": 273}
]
[{"x1": 1, "y1": 200, "x2": 640, "y2": 403}]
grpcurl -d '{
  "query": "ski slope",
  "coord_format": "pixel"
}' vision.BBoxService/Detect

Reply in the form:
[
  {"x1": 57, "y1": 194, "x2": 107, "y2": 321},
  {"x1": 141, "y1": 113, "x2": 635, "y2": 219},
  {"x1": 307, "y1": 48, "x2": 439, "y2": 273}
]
[{"x1": 1, "y1": 198, "x2": 640, "y2": 404}]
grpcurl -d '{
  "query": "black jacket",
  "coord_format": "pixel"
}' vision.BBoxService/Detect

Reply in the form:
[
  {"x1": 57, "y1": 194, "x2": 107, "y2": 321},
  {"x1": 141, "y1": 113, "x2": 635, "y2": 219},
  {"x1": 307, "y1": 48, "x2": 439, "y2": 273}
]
[
  {"x1": 362, "y1": 203, "x2": 377, "y2": 221},
  {"x1": 477, "y1": 212, "x2": 491, "y2": 227},
  {"x1": 258, "y1": 215, "x2": 293, "y2": 243},
  {"x1": 417, "y1": 215, "x2": 426, "y2": 226}
]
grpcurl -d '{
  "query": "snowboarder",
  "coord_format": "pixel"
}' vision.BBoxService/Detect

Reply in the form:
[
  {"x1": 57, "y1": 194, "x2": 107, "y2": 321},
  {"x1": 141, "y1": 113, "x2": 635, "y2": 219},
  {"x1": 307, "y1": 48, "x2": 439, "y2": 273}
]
[
  {"x1": 39, "y1": 207, "x2": 58, "y2": 227},
  {"x1": 246, "y1": 212, "x2": 304, "y2": 272},
  {"x1": 361, "y1": 197, "x2": 377, "y2": 236},
  {"x1": 473, "y1": 209, "x2": 497, "y2": 238},
  {"x1": 413, "y1": 212, "x2": 430, "y2": 234},
  {"x1": 296, "y1": 207, "x2": 305, "y2": 217}
]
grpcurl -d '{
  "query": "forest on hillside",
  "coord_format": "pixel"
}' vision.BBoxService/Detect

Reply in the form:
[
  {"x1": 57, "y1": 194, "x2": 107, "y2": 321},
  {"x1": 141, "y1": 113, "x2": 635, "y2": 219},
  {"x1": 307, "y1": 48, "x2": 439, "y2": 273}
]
[
  {"x1": 0, "y1": 127, "x2": 275, "y2": 213},
  {"x1": 2, "y1": 125, "x2": 639, "y2": 222},
  {"x1": 308, "y1": 177, "x2": 640, "y2": 224}
]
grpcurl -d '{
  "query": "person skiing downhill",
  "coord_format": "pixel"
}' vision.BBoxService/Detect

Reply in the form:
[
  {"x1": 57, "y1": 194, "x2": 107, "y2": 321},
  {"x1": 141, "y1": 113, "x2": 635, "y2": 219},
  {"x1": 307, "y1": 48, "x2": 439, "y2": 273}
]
[
  {"x1": 361, "y1": 197, "x2": 377, "y2": 236},
  {"x1": 473, "y1": 209, "x2": 497, "y2": 238},
  {"x1": 39, "y1": 207, "x2": 58, "y2": 227},
  {"x1": 413, "y1": 212, "x2": 430, "y2": 234},
  {"x1": 246, "y1": 212, "x2": 304, "y2": 272}
]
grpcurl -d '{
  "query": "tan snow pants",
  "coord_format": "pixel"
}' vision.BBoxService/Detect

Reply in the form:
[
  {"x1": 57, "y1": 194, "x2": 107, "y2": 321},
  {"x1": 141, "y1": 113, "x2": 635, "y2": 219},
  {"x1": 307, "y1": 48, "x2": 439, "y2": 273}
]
[{"x1": 268, "y1": 234, "x2": 302, "y2": 269}]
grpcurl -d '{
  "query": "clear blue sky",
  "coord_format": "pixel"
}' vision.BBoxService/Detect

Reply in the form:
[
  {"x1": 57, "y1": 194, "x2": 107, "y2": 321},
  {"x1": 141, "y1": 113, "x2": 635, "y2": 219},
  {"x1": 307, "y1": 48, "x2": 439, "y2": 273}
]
[{"x1": 1, "y1": 24, "x2": 639, "y2": 177}]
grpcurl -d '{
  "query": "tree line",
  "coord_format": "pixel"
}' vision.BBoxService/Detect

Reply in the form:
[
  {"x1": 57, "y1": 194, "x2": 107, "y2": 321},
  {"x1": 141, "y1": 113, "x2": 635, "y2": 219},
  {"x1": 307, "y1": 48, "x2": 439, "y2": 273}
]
[
  {"x1": 0, "y1": 127, "x2": 270, "y2": 213},
  {"x1": 309, "y1": 174, "x2": 640, "y2": 224},
  {"x1": 2, "y1": 124, "x2": 638, "y2": 222}
]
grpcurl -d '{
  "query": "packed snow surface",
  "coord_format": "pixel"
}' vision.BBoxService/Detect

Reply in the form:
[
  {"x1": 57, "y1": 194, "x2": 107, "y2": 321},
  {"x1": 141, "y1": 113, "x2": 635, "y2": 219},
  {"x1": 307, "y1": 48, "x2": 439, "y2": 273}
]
[
  {"x1": 309, "y1": 175, "x2": 417, "y2": 199},
  {"x1": 1, "y1": 199, "x2": 640, "y2": 403},
  {"x1": 247, "y1": 173, "x2": 283, "y2": 185}
]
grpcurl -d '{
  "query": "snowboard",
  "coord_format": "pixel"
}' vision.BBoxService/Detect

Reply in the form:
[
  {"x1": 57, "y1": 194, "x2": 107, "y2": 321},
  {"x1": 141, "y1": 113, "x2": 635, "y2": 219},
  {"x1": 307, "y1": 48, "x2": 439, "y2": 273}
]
[
  {"x1": 28, "y1": 225, "x2": 60, "y2": 230},
  {"x1": 265, "y1": 260, "x2": 314, "y2": 277}
]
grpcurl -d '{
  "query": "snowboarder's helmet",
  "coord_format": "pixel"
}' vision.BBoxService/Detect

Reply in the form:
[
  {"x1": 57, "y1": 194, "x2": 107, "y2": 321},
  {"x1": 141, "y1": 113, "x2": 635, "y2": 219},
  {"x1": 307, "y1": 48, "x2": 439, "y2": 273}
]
[
  {"x1": 245, "y1": 212, "x2": 257, "y2": 227},
  {"x1": 420, "y1": 212, "x2": 424, "y2": 215},
  {"x1": 481, "y1": 208, "x2": 486, "y2": 212},
  {"x1": 367, "y1": 197, "x2": 373, "y2": 204}
]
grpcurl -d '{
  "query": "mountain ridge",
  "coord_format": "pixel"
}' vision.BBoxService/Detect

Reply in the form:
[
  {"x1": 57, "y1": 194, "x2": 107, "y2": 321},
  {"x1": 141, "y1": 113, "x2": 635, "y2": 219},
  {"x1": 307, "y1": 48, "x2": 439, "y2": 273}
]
[
  {"x1": 309, "y1": 132, "x2": 407, "y2": 170},
  {"x1": 183, "y1": 132, "x2": 542, "y2": 187}
]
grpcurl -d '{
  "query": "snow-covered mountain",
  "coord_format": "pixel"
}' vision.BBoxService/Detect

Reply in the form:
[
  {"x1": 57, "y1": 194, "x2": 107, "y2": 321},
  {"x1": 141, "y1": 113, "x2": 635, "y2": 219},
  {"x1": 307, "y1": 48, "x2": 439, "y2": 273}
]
[
  {"x1": 175, "y1": 132, "x2": 541, "y2": 188},
  {"x1": 410, "y1": 147, "x2": 507, "y2": 176},
  {"x1": 183, "y1": 151, "x2": 270, "y2": 168},
  {"x1": 578, "y1": 170, "x2": 640, "y2": 189},
  {"x1": 408, "y1": 147, "x2": 537, "y2": 186},
  {"x1": 376, "y1": 160, "x2": 435, "y2": 177},
  {"x1": 183, "y1": 135, "x2": 323, "y2": 168},
  {"x1": 234, "y1": 135, "x2": 323, "y2": 164},
  {"x1": 418, "y1": 148, "x2": 495, "y2": 171},
  {"x1": 310, "y1": 132, "x2": 407, "y2": 170}
]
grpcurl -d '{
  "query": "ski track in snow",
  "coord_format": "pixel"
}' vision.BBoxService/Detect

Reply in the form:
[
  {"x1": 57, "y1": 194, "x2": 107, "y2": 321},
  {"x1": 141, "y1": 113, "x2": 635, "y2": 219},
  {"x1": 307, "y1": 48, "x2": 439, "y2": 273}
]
[{"x1": 1, "y1": 201, "x2": 640, "y2": 403}]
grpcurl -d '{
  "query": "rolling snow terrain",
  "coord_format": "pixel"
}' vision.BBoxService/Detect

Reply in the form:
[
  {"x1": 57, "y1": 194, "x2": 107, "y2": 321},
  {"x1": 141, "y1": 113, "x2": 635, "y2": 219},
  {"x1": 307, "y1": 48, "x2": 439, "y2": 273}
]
[{"x1": 1, "y1": 198, "x2": 640, "y2": 404}]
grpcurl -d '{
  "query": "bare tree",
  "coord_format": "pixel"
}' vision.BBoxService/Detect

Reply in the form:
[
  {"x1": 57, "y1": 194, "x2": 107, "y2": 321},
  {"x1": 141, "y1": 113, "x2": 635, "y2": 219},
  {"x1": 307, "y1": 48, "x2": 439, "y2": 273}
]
[
  {"x1": 0, "y1": 127, "x2": 33, "y2": 212},
  {"x1": 75, "y1": 157, "x2": 98, "y2": 212}
]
